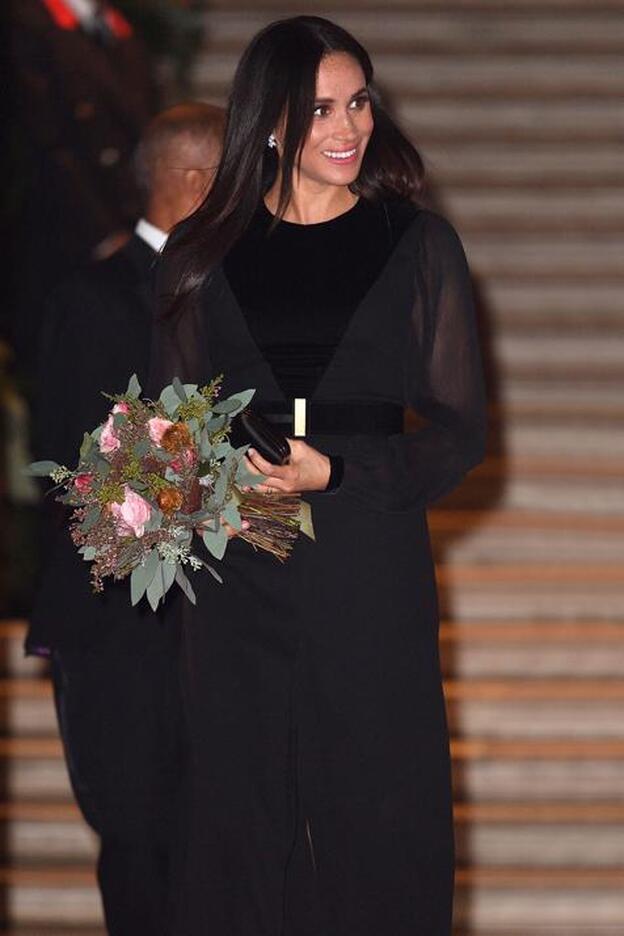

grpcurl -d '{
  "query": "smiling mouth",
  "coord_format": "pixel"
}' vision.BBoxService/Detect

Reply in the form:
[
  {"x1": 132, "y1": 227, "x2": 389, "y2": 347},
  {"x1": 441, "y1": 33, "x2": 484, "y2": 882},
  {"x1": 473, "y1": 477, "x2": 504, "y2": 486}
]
[{"x1": 322, "y1": 147, "x2": 358, "y2": 163}]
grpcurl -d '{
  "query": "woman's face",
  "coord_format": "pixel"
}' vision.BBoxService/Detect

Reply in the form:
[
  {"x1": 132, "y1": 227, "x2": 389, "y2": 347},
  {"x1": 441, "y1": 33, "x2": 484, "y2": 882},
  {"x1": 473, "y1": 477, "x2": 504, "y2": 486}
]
[{"x1": 291, "y1": 52, "x2": 374, "y2": 190}]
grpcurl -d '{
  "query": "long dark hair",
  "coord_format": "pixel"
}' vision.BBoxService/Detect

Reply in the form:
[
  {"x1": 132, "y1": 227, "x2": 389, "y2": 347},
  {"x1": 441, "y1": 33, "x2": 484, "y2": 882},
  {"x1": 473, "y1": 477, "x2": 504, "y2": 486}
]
[{"x1": 166, "y1": 16, "x2": 424, "y2": 312}]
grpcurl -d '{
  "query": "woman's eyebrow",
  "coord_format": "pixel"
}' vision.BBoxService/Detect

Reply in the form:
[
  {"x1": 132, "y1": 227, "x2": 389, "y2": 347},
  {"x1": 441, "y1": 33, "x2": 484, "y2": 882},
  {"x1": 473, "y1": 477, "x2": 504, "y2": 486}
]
[{"x1": 314, "y1": 86, "x2": 369, "y2": 104}]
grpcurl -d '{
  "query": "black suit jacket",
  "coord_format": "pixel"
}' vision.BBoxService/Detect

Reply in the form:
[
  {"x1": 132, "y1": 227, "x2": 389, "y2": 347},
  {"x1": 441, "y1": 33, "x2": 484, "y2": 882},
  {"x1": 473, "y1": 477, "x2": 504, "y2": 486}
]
[
  {"x1": 10, "y1": 0, "x2": 154, "y2": 365},
  {"x1": 28, "y1": 234, "x2": 160, "y2": 652}
]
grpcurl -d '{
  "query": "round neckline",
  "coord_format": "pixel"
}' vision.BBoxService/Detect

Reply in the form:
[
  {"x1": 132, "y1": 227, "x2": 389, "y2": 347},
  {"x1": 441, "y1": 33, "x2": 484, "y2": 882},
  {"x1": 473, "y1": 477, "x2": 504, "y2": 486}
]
[{"x1": 261, "y1": 197, "x2": 364, "y2": 229}]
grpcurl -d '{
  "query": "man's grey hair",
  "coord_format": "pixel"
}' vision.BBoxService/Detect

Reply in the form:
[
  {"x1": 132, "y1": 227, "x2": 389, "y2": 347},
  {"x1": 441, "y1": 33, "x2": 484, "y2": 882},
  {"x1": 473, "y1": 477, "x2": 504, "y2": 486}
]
[{"x1": 134, "y1": 102, "x2": 225, "y2": 196}]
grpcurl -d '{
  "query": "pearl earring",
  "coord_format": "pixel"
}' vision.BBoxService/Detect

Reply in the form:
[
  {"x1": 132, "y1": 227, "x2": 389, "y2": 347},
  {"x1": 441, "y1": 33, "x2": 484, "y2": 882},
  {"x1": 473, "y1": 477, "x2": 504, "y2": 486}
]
[{"x1": 267, "y1": 133, "x2": 277, "y2": 149}]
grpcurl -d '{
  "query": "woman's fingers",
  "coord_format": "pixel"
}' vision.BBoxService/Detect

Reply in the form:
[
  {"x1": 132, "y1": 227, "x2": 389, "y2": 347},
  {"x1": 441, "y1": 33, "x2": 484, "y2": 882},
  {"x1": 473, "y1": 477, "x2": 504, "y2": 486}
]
[{"x1": 221, "y1": 517, "x2": 250, "y2": 539}]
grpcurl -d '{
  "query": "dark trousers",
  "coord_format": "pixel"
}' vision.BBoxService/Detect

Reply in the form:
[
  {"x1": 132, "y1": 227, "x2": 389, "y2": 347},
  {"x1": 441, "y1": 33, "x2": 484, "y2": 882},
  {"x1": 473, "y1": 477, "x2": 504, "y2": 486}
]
[{"x1": 51, "y1": 618, "x2": 183, "y2": 936}]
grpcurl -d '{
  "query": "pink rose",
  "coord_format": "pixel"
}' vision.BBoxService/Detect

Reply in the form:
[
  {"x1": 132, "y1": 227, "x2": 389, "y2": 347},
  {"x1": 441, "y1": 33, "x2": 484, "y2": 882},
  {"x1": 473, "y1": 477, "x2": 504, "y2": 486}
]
[
  {"x1": 148, "y1": 417, "x2": 174, "y2": 446},
  {"x1": 74, "y1": 472, "x2": 94, "y2": 495},
  {"x1": 99, "y1": 403, "x2": 130, "y2": 454},
  {"x1": 99, "y1": 414, "x2": 120, "y2": 453},
  {"x1": 109, "y1": 486, "x2": 152, "y2": 538}
]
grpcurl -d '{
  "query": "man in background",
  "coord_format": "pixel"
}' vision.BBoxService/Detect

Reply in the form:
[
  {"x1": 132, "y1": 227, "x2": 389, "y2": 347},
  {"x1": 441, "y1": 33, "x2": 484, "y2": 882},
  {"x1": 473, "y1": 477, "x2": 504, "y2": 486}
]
[{"x1": 29, "y1": 102, "x2": 224, "y2": 936}]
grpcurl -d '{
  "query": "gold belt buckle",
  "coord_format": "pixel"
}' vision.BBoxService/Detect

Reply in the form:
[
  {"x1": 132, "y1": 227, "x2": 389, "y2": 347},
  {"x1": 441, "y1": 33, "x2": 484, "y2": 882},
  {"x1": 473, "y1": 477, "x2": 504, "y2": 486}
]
[{"x1": 293, "y1": 398, "x2": 307, "y2": 437}]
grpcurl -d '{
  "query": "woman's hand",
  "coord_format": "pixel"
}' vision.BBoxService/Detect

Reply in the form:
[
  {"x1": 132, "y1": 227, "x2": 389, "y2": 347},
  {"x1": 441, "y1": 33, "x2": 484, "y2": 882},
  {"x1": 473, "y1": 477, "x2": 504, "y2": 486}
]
[
  {"x1": 246, "y1": 439, "x2": 330, "y2": 494},
  {"x1": 196, "y1": 517, "x2": 250, "y2": 540}
]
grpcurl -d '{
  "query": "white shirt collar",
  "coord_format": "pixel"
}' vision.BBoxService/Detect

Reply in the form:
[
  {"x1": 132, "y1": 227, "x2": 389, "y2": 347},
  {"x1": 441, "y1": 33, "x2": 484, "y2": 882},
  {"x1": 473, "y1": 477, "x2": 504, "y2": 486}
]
[
  {"x1": 63, "y1": 0, "x2": 100, "y2": 24},
  {"x1": 135, "y1": 219, "x2": 168, "y2": 254}
]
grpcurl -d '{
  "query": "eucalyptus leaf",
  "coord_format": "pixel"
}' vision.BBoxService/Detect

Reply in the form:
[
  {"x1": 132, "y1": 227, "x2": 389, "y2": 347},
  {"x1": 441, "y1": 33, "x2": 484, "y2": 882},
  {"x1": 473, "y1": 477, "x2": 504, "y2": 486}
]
[
  {"x1": 172, "y1": 377, "x2": 188, "y2": 402},
  {"x1": 236, "y1": 463, "x2": 265, "y2": 488},
  {"x1": 228, "y1": 388, "x2": 255, "y2": 412},
  {"x1": 93, "y1": 453, "x2": 111, "y2": 477},
  {"x1": 130, "y1": 564, "x2": 149, "y2": 606},
  {"x1": 79, "y1": 433, "x2": 93, "y2": 460},
  {"x1": 159, "y1": 385, "x2": 181, "y2": 417},
  {"x1": 134, "y1": 439, "x2": 150, "y2": 458},
  {"x1": 164, "y1": 466, "x2": 181, "y2": 482},
  {"x1": 143, "y1": 508, "x2": 163, "y2": 534},
  {"x1": 199, "y1": 428, "x2": 212, "y2": 459},
  {"x1": 204, "y1": 561, "x2": 224, "y2": 585},
  {"x1": 80, "y1": 546, "x2": 97, "y2": 561},
  {"x1": 126, "y1": 373, "x2": 142, "y2": 398},
  {"x1": 212, "y1": 442, "x2": 232, "y2": 460},
  {"x1": 162, "y1": 560, "x2": 176, "y2": 594},
  {"x1": 212, "y1": 398, "x2": 240, "y2": 415},
  {"x1": 146, "y1": 559, "x2": 176, "y2": 611},
  {"x1": 25, "y1": 460, "x2": 60, "y2": 477},
  {"x1": 80, "y1": 507, "x2": 100, "y2": 532},
  {"x1": 175, "y1": 566, "x2": 197, "y2": 605},
  {"x1": 146, "y1": 565, "x2": 164, "y2": 611},
  {"x1": 202, "y1": 525, "x2": 228, "y2": 561},
  {"x1": 143, "y1": 548, "x2": 161, "y2": 589},
  {"x1": 221, "y1": 501, "x2": 242, "y2": 531},
  {"x1": 213, "y1": 468, "x2": 230, "y2": 505},
  {"x1": 206, "y1": 415, "x2": 227, "y2": 433},
  {"x1": 112, "y1": 412, "x2": 128, "y2": 429}
]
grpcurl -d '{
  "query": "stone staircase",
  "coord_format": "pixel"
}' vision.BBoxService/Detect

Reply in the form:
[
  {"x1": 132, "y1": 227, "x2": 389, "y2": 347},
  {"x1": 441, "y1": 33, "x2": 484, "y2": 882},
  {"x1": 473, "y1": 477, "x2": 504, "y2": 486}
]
[{"x1": 1, "y1": 1, "x2": 623, "y2": 932}]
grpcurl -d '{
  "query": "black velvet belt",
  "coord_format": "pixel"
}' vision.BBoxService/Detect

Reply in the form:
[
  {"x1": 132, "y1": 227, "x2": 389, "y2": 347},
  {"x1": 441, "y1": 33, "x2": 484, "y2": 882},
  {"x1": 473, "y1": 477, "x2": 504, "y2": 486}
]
[{"x1": 258, "y1": 400, "x2": 404, "y2": 437}]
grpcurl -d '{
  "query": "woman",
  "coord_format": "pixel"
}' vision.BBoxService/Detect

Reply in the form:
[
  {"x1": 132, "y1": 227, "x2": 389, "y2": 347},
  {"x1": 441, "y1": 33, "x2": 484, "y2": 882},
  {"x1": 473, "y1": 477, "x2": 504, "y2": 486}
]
[{"x1": 152, "y1": 15, "x2": 486, "y2": 936}]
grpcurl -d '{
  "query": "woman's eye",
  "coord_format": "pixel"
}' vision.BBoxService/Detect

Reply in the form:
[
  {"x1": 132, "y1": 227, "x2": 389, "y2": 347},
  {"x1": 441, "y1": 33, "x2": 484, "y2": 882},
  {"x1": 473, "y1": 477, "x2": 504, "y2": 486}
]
[
  {"x1": 350, "y1": 95, "x2": 370, "y2": 110},
  {"x1": 313, "y1": 104, "x2": 331, "y2": 118}
]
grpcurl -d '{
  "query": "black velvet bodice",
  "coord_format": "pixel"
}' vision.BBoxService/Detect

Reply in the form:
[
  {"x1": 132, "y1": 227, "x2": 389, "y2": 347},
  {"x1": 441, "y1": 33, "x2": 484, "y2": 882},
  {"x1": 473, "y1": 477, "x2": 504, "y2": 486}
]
[{"x1": 222, "y1": 197, "x2": 417, "y2": 399}]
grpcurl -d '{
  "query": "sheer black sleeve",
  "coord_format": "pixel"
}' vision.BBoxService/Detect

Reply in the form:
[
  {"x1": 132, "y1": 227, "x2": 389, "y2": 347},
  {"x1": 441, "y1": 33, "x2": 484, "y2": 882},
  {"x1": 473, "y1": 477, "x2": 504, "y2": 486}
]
[
  {"x1": 339, "y1": 212, "x2": 487, "y2": 511},
  {"x1": 146, "y1": 231, "x2": 207, "y2": 399}
]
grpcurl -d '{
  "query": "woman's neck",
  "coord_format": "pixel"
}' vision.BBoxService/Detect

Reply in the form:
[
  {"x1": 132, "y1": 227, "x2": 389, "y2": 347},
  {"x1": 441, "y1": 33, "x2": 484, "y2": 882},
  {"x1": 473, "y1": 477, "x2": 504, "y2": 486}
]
[{"x1": 264, "y1": 180, "x2": 358, "y2": 225}]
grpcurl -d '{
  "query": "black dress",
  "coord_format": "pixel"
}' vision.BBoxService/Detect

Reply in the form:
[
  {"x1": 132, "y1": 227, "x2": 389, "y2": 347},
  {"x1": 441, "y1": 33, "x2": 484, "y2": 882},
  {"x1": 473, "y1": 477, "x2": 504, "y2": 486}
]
[{"x1": 152, "y1": 198, "x2": 486, "y2": 936}]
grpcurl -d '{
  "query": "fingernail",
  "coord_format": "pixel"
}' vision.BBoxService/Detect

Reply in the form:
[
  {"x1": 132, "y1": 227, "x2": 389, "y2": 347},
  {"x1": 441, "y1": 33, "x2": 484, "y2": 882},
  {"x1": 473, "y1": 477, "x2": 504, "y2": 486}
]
[
  {"x1": 248, "y1": 448, "x2": 256, "y2": 457},
  {"x1": 242, "y1": 520, "x2": 250, "y2": 530}
]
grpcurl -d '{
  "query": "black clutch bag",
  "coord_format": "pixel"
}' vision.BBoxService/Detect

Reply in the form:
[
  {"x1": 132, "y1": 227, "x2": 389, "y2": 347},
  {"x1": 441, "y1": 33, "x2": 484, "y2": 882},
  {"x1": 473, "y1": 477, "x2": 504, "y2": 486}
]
[{"x1": 232, "y1": 409, "x2": 291, "y2": 466}]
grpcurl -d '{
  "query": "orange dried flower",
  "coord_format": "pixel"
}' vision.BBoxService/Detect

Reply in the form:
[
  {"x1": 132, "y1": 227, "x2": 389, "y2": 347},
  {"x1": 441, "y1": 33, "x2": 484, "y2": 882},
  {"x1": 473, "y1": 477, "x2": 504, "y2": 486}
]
[
  {"x1": 157, "y1": 486, "x2": 184, "y2": 515},
  {"x1": 161, "y1": 423, "x2": 193, "y2": 454}
]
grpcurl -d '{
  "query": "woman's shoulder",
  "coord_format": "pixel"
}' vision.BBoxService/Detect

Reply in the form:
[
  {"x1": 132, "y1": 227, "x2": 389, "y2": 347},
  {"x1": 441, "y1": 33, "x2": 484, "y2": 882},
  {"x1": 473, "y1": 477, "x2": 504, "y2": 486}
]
[{"x1": 390, "y1": 204, "x2": 467, "y2": 266}]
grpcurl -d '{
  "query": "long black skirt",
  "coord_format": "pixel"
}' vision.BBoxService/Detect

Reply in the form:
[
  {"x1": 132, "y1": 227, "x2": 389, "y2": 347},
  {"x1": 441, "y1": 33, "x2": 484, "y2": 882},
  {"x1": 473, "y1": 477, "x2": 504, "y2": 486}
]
[{"x1": 169, "y1": 483, "x2": 454, "y2": 936}]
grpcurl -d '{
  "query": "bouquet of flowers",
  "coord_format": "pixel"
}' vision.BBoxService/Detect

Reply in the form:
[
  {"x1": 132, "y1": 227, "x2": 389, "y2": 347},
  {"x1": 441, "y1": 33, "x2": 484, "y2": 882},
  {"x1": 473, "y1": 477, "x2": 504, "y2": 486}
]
[{"x1": 28, "y1": 375, "x2": 313, "y2": 610}]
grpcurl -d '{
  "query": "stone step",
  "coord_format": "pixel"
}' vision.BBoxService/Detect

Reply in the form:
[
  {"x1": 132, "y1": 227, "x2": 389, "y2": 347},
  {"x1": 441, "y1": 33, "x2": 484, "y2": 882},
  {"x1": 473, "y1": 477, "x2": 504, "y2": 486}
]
[
  {"x1": 489, "y1": 330, "x2": 624, "y2": 375},
  {"x1": 440, "y1": 622, "x2": 624, "y2": 678},
  {"x1": 433, "y1": 528, "x2": 624, "y2": 564},
  {"x1": 463, "y1": 235, "x2": 624, "y2": 279},
  {"x1": 443, "y1": 471, "x2": 624, "y2": 516},
  {"x1": 474, "y1": 454, "x2": 624, "y2": 481},
  {"x1": 438, "y1": 577, "x2": 624, "y2": 622},
  {"x1": 481, "y1": 278, "x2": 624, "y2": 325},
  {"x1": 195, "y1": 83, "x2": 624, "y2": 145},
  {"x1": 457, "y1": 824, "x2": 624, "y2": 867},
  {"x1": 199, "y1": 9, "x2": 624, "y2": 54},
  {"x1": 500, "y1": 419, "x2": 624, "y2": 459},
  {"x1": 446, "y1": 188, "x2": 624, "y2": 234},
  {"x1": 194, "y1": 51, "x2": 624, "y2": 98},
  {"x1": 495, "y1": 384, "x2": 624, "y2": 415},
  {"x1": 453, "y1": 868, "x2": 624, "y2": 929},
  {"x1": 425, "y1": 142, "x2": 624, "y2": 184}
]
